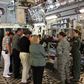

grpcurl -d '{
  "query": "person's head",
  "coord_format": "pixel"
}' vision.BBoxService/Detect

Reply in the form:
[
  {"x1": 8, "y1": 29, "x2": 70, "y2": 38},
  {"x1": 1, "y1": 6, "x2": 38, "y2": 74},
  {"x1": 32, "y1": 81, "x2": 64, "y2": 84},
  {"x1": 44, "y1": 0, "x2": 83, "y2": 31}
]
[
  {"x1": 38, "y1": 34, "x2": 41, "y2": 40},
  {"x1": 16, "y1": 28, "x2": 23, "y2": 36},
  {"x1": 23, "y1": 30, "x2": 32, "y2": 38},
  {"x1": 73, "y1": 29, "x2": 81, "y2": 37},
  {"x1": 23, "y1": 30, "x2": 29, "y2": 38},
  {"x1": 5, "y1": 31, "x2": 10, "y2": 36},
  {"x1": 30, "y1": 35, "x2": 40, "y2": 44},
  {"x1": 58, "y1": 32, "x2": 66, "y2": 41},
  {"x1": 9, "y1": 32, "x2": 14, "y2": 38}
]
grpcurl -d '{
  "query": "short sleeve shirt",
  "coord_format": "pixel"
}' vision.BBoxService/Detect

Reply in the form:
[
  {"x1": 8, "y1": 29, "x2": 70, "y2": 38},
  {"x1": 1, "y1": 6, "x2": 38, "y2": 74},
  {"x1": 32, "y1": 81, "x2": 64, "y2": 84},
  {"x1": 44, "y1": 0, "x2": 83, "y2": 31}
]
[
  {"x1": 12, "y1": 34, "x2": 20, "y2": 51},
  {"x1": 2, "y1": 36, "x2": 10, "y2": 50}
]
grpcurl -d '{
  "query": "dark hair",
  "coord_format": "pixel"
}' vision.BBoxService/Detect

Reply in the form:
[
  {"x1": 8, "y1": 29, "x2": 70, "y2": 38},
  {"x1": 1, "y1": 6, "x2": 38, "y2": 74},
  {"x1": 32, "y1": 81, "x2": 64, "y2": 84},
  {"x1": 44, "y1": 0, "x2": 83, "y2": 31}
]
[
  {"x1": 73, "y1": 29, "x2": 81, "y2": 36},
  {"x1": 9, "y1": 32, "x2": 14, "y2": 36},
  {"x1": 38, "y1": 34, "x2": 41, "y2": 38},
  {"x1": 16, "y1": 28, "x2": 23, "y2": 33},
  {"x1": 23, "y1": 30, "x2": 29, "y2": 35},
  {"x1": 59, "y1": 32, "x2": 66, "y2": 37},
  {"x1": 23, "y1": 29, "x2": 32, "y2": 35}
]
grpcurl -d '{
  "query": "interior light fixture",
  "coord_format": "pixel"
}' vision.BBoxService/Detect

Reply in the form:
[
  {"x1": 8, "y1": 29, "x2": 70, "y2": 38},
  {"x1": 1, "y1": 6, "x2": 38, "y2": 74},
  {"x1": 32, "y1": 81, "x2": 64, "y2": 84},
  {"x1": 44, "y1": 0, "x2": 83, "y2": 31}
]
[
  {"x1": 56, "y1": 2, "x2": 60, "y2": 7},
  {"x1": 79, "y1": 8, "x2": 84, "y2": 13},
  {"x1": 49, "y1": 5, "x2": 54, "y2": 9},
  {"x1": 46, "y1": 15, "x2": 57, "y2": 20}
]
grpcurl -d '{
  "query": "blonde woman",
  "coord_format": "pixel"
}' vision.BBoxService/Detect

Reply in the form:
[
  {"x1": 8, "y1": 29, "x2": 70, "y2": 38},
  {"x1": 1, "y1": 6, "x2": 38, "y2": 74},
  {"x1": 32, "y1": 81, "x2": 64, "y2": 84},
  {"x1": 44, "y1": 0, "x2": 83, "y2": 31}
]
[{"x1": 30, "y1": 35, "x2": 46, "y2": 84}]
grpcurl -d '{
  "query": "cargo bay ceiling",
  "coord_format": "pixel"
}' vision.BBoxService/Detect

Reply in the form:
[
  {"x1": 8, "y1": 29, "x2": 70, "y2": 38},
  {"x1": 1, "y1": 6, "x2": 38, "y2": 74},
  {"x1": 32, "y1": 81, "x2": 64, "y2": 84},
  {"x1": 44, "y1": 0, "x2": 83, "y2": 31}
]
[
  {"x1": 0, "y1": 0, "x2": 76, "y2": 7},
  {"x1": 0, "y1": 0, "x2": 45, "y2": 6}
]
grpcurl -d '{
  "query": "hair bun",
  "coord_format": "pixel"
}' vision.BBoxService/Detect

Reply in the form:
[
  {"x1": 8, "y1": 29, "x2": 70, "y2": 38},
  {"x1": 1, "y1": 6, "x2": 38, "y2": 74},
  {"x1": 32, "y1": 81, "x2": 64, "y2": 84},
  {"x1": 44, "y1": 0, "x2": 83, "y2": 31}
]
[{"x1": 59, "y1": 32, "x2": 66, "y2": 37}]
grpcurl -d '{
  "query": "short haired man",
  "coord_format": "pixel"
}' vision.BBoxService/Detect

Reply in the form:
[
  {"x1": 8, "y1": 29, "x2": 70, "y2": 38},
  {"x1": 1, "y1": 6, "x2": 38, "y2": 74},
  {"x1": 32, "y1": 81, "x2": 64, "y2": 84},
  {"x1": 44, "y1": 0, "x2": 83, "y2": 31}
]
[
  {"x1": 19, "y1": 31, "x2": 30, "y2": 83},
  {"x1": 12, "y1": 28, "x2": 23, "y2": 79}
]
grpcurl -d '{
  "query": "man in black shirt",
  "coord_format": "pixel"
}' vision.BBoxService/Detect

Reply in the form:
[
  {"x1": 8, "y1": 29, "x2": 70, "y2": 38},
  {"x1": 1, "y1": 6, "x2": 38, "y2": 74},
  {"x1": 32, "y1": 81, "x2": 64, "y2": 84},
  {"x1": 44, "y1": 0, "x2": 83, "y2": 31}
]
[{"x1": 19, "y1": 31, "x2": 30, "y2": 84}]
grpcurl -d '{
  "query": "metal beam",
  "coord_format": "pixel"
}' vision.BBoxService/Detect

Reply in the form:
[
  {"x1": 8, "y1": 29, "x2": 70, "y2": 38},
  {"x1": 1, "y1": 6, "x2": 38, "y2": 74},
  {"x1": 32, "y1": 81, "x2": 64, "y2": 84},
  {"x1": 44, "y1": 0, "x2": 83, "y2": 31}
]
[{"x1": 46, "y1": 1, "x2": 84, "y2": 16}]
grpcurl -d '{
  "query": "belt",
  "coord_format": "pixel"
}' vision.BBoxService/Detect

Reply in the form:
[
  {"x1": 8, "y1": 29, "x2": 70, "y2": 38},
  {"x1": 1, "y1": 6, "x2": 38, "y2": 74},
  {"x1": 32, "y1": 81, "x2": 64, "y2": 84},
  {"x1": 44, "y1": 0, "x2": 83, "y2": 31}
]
[{"x1": 2, "y1": 50, "x2": 8, "y2": 51}]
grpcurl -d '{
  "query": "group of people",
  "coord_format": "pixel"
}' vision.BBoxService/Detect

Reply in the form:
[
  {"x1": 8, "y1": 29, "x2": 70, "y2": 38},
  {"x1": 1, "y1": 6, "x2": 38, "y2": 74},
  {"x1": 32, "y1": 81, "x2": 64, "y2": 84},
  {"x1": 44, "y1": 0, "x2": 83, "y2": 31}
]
[
  {"x1": 1, "y1": 28, "x2": 82, "y2": 84},
  {"x1": 56, "y1": 30, "x2": 81, "y2": 84},
  {"x1": 1, "y1": 28, "x2": 46, "y2": 84}
]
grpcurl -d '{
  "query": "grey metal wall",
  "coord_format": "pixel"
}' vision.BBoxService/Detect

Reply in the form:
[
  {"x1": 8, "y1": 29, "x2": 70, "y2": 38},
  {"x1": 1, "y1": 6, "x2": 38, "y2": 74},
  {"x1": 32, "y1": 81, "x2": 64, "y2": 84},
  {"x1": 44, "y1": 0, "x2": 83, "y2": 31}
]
[{"x1": 0, "y1": 2, "x2": 16, "y2": 24}]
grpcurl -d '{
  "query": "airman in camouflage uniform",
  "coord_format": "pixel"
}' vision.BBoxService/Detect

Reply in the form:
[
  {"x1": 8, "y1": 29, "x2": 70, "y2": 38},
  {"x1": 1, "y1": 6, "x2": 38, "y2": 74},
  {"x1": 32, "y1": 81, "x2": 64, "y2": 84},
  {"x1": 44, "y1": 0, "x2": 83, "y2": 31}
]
[
  {"x1": 57, "y1": 32, "x2": 71, "y2": 84},
  {"x1": 71, "y1": 30, "x2": 81, "y2": 83}
]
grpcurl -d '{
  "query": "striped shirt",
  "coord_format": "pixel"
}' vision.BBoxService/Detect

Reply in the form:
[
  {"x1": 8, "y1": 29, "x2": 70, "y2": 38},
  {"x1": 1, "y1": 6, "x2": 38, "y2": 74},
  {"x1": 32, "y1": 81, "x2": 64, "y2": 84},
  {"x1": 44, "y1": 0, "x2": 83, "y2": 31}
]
[{"x1": 2, "y1": 36, "x2": 10, "y2": 50}]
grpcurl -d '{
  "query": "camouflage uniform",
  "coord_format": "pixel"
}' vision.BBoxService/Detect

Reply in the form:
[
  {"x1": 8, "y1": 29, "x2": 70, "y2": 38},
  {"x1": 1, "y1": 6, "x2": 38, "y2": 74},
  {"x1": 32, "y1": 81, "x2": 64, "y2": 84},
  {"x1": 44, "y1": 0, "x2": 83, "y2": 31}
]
[
  {"x1": 57, "y1": 38, "x2": 70, "y2": 84},
  {"x1": 71, "y1": 37, "x2": 81, "y2": 82}
]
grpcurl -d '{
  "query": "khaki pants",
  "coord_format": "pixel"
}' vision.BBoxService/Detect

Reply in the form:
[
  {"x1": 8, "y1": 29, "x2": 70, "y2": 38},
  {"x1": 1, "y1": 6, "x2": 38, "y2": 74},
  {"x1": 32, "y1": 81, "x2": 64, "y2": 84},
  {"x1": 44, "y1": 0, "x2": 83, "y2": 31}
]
[{"x1": 20, "y1": 52, "x2": 30, "y2": 83}]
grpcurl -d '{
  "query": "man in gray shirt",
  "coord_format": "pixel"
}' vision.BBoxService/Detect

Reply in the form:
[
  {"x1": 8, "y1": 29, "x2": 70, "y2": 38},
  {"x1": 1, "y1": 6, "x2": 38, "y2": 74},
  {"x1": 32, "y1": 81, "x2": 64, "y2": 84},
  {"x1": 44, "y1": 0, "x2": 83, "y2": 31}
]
[{"x1": 12, "y1": 28, "x2": 23, "y2": 79}]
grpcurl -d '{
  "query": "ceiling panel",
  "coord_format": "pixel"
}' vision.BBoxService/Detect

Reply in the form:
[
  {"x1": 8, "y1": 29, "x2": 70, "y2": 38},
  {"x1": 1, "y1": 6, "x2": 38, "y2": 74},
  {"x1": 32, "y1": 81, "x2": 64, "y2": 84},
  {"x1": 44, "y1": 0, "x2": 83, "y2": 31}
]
[{"x1": 0, "y1": 0, "x2": 11, "y2": 3}]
